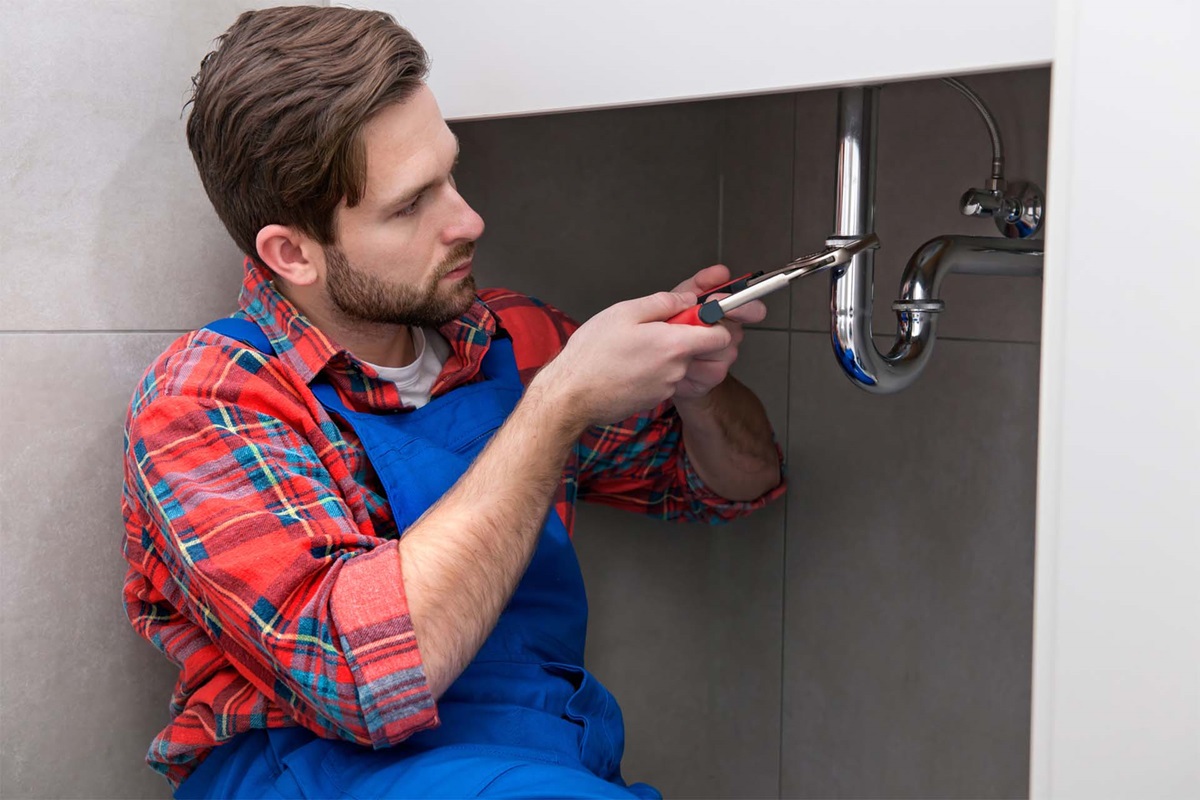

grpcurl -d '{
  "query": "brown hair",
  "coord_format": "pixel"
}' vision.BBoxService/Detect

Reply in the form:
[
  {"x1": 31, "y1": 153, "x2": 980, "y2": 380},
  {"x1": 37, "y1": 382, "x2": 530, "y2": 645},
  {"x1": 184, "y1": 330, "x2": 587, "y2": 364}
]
[{"x1": 185, "y1": 6, "x2": 429, "y2": 260}]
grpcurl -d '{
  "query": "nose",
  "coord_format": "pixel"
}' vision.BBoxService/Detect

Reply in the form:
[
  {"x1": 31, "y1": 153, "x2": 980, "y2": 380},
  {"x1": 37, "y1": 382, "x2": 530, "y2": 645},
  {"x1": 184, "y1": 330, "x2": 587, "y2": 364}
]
[{"x1": 442, "y1": 186, "x2": 485, "y2": 244}]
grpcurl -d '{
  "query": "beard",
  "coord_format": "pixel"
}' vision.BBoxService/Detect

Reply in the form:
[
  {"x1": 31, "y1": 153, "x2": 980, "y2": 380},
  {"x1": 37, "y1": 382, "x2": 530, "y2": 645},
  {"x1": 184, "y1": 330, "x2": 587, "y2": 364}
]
[{"x1": 324, "y1": 241, "x2": 477, "y2": 328}]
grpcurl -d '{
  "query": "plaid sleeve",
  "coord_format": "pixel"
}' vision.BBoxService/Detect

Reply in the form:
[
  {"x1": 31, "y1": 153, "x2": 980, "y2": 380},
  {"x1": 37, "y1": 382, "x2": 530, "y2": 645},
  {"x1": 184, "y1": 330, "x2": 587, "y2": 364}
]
[
  {"x1": 127, "y1": 374, "x2": 437, "y2": 748},
  {"x1": 575, "y1": 402, "x2": 784, "y2": 523},
  {"x1": 479, "y1": 287, "x2": 784, "y2": 523}
]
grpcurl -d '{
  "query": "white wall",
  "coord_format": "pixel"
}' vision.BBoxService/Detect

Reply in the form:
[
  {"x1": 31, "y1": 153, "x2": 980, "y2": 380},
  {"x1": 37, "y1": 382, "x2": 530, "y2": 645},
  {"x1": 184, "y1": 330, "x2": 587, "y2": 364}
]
[
  {"x1": 368, "y1": 0, "x2": 1053, "y2": 120},
  {"x1": 1032, "y1": 1, "x2": 1200, "y2": 797}
]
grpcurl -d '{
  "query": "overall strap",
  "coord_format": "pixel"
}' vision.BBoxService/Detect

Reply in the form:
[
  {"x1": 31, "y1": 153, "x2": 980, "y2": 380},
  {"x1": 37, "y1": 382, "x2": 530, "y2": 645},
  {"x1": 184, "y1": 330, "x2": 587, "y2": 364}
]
[
  {"x1": 203, "y1": 317, "x2": 522, "y2": 410},
  {"x1": 204, "y1": 317, "x2": 346, "y2": 412},
  {"x1": 204, "y1": 316, "x2": 275, "y2": 355},
  {"x1": 477, "y1": 336, "x2": 521, "y2": 389}
]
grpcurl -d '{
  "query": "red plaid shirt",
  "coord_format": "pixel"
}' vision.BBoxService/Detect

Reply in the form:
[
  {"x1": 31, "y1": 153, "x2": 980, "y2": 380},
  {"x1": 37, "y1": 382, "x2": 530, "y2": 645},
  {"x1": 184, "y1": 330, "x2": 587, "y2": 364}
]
[{"x1": 121, "y1": 258, "x2": 784, "y2": 786}]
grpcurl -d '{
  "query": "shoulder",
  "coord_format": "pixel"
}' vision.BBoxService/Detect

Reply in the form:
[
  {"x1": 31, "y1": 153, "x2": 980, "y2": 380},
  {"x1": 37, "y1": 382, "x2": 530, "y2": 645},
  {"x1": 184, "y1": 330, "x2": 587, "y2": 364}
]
[
  {"x1": 478, "y1": 288, "x2": 580, "y2": 371},
  {"x1": 128, "y1": 327, "x2": 307, "y2": 428},
  {"x1": 479, "y1": 288, "x2": 579, "y2": 333}
]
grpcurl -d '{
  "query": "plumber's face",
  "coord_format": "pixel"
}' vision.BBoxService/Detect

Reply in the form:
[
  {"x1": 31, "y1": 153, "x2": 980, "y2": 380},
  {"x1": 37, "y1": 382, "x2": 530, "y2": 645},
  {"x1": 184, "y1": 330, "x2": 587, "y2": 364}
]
[{"x1": 322, "y1": 84, "x2": 486, "y2": 327}]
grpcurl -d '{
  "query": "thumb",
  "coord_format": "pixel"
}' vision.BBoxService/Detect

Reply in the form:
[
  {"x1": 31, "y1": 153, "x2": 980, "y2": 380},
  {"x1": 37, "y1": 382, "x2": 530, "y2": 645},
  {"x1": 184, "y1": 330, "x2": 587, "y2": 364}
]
[{"x1": 626, "y1": 290, "x2": 698, "y2": 323}]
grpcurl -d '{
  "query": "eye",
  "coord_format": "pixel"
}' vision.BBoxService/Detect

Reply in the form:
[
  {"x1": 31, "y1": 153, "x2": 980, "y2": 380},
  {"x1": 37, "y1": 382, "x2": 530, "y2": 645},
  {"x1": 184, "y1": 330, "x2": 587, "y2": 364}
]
[{"x1": 395, "y1": 195, "x2": 421, "y2": 217}]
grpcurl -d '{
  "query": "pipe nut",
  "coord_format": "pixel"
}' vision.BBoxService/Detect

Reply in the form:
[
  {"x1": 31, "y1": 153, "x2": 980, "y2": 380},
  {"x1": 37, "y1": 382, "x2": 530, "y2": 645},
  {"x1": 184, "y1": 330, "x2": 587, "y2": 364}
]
[{"x1": 892, "y1": 299, "x2": 945, "y2": 313}]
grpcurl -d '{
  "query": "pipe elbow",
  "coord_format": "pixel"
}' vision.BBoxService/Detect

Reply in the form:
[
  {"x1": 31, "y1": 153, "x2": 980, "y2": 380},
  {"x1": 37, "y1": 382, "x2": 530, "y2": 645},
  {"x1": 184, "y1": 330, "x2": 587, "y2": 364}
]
[
  {"x1": 897, "y1": 235, "x2": 1045, "y2": 309},
  {"x1": 834, "y1": 235, "x2": 1044, "y2": 394},
  {"x1": 898, "y1": 235, "x2": 958, "y2": 307}
]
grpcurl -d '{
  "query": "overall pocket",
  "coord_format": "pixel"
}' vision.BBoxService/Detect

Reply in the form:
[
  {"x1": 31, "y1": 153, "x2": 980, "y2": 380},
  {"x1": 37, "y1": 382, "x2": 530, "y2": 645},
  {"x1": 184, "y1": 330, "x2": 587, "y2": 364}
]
[{"x1": 540, "y1": 662, "x2": 626, "y2": 780}]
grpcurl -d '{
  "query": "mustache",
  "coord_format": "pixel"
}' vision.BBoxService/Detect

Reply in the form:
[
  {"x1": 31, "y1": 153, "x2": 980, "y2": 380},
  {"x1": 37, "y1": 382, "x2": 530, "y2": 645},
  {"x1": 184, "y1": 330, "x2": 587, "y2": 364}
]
[{"x1": 436, "y1": 242, "x2": 477, "y2": 277}]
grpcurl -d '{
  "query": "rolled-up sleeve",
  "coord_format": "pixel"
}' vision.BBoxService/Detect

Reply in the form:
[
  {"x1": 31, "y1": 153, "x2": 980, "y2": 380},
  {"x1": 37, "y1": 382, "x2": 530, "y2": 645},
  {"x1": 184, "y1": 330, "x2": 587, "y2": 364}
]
[{"x1": 575, "y1": 403, "x2": 786, "y2": 523}]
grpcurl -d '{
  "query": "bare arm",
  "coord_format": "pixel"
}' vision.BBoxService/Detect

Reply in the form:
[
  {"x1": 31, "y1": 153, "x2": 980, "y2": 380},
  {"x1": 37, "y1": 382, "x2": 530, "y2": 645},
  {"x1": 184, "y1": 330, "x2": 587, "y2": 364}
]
[
  {"x1": 674, "y1": 376, "x2": 781, "y2": 501},
  {"x1": 394, "y1": 379, "x2": 578, "y2": 699},
  {"x1": 396, "y1": 291, "x2": 733, "y2": 698}
]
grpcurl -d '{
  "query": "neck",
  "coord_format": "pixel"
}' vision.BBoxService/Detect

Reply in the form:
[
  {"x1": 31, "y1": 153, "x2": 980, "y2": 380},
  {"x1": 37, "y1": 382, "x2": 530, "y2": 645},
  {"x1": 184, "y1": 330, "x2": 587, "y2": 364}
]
[{"x1": 279, "y1": 284, "x2": 418, "y2": 368}]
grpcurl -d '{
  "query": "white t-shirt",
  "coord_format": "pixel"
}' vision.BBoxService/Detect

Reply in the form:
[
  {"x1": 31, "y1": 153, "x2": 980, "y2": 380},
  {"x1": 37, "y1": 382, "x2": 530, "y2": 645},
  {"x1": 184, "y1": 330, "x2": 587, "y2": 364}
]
[{"x1": 361, "y1": 327, "x2": 452, "y2": 409}]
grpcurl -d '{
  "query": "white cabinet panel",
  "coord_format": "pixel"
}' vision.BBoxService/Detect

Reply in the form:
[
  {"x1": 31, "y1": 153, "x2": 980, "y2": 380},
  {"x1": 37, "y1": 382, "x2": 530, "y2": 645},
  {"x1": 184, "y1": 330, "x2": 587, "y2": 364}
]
[
  {"x1": 369, "y1": 0, "x2": 1052, "y2": 120},
  {"x1": 1033, "y1": 1, "x2": 1200, "y2": 798}
]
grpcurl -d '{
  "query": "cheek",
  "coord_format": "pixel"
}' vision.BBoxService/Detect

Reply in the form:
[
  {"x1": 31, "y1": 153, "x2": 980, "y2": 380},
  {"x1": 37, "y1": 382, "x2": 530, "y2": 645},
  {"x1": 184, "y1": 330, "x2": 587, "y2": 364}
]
[{"x1": 353, "y1": 225, "x2": 430, "y2": 276}]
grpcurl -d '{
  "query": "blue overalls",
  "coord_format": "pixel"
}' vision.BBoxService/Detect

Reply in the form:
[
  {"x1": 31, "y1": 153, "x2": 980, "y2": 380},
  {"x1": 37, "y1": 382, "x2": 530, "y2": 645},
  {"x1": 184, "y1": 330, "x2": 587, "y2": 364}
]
[{"x1": 175, "y1": 317, "x2": 661, "y2": 799}]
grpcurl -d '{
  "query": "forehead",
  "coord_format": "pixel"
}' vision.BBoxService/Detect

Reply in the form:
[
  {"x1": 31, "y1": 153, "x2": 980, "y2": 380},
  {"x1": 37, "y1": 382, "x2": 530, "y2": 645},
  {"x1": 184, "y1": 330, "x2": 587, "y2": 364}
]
[{"x1": 359, "y1": 85, "x2": 455, "y2": 201}]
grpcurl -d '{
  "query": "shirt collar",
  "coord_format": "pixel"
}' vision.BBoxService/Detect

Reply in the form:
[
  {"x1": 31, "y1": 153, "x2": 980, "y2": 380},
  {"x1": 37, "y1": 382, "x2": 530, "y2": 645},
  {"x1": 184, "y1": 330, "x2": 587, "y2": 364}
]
[{"x1": 236, "y1": 257, "x2": 499, "y2": 405}]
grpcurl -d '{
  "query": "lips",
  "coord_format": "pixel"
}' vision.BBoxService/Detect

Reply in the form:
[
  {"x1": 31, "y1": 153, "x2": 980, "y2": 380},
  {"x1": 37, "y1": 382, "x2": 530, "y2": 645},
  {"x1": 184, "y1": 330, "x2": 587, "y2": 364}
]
[{"x1": 444, "y1": 259, "x2": 473, "y2": 279}]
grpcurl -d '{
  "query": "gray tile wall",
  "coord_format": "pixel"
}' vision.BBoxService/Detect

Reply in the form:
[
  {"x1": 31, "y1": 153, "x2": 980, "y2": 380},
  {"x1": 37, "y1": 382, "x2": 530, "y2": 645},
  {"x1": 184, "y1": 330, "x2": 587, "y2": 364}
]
[
  {"x1": 0, "y1": 3, "x2": 311, "y2": 798},
  {"x1": 453, "y1": 66, "x2": 1047, "y2": 798},
  {"x1": 0, "y1": 334, "x2": 183, "y2": 799},
  {"x1": 781, "y1": 72, "x2": 1045, "y2": 798},
  {"x1": 783, "y1": 333, "x2": 1038, "y2": 799}
]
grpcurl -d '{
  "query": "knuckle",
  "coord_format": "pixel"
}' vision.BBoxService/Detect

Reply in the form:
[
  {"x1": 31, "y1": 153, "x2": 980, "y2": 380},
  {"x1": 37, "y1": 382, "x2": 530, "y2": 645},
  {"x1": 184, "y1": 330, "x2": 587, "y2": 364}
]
[{"x1": 651, "y1": 291, "x2": 678, "y2": 311}]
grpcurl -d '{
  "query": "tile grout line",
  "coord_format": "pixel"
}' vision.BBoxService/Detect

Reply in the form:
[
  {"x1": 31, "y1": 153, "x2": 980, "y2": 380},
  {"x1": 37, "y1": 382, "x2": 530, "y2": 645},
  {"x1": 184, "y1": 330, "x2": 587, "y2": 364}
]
[
  {"x1": 777, "y1": 90, "x2": 800, "y2": 800},
  {"x1": 1, "y1": 330, "x2": 193, "y2": 335},
  {"x1": 716, "y1": 100, "x2": 726, "y2": 265},
  {"x1": 768, "y1": 327, "x2": 1043, "y2": 346},
  {"x1": 716, "y1": 172, "x2": 725, "y2": 265}
]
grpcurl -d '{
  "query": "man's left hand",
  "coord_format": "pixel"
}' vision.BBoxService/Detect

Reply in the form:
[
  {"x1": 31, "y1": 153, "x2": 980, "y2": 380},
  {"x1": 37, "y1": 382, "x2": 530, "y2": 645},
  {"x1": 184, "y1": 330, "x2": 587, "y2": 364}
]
[{"x1": 669, "y1": 264, "x2": 767, "y2": 401}]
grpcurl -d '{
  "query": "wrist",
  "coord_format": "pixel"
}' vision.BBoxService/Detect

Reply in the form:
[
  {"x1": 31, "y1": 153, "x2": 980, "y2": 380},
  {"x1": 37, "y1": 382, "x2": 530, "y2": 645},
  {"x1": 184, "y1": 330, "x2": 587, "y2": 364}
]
[
  {"x1": 526, "y1": 361, "x2": 591, "y2": 438},
  {"x1": 672, "y1": 379, "x2": 728, "y2": 419}
]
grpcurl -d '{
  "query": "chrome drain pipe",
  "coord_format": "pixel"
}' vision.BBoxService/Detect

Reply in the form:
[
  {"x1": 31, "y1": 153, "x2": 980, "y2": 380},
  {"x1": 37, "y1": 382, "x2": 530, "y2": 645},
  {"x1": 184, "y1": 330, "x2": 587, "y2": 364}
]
[
  {"x1": 829, "y1": 87, "x2": 1043, "y2": 393},
  {"x1": 830, "y1": 86, "x2": 926, "y2": 393}
]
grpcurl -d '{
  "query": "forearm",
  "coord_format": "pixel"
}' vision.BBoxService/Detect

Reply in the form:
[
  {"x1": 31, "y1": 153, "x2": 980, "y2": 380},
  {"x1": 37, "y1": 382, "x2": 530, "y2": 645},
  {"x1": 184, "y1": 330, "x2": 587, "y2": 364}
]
[
  {"x1": 396, "y1": 378, "x2": 585, "y2": 699},
  {"x1": 674, "y1": 375, "x2": 781, "y2": 501},
  {"x1": 398, "y1": 290, "x2": 738, "y2": 698}
]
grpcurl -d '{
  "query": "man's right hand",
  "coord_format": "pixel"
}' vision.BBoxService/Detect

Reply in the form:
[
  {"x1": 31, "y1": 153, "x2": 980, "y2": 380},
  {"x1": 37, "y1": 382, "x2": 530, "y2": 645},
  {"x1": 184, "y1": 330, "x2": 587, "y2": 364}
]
[{"x1": 533, "y1": 291, "x2": 735, "y2": 427}]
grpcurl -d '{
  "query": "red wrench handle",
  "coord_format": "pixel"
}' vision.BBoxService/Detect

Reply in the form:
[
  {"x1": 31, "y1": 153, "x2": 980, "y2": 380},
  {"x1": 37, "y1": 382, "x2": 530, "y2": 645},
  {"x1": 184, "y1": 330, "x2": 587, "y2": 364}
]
[{"x1": 667, "y1": 301, "x2": 727, "y2": 326}]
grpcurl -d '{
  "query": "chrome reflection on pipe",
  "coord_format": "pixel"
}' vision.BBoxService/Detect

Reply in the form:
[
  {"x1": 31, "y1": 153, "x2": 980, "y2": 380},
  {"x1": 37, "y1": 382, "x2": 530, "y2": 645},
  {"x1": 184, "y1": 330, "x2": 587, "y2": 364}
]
[
  {"x1": 897, "y1": 236, "x2": 1043, "y2": 295},
  {"x1": 892, "y1": 233, "x2": 1043, "y2": 315},
  {"x1": 829, "y1": 88, "x2": 1044, "y2": 393},
  {"x1": 831, "y1": 86, "x2": 907, "y2": 392}
]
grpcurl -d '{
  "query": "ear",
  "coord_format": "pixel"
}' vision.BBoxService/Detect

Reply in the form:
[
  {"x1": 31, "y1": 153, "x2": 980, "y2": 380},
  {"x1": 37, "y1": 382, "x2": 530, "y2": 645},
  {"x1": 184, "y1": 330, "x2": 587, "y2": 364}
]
[{"x1": 255, "y1": 225, "x2": 324, "y2": 287}]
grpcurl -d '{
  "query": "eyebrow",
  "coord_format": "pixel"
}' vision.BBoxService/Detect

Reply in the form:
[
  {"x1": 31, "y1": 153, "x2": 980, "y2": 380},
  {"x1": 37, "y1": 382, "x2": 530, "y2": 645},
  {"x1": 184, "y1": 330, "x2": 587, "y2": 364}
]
[{"x1": 381, "y1": 135, "x2": 461, "y2": 214}]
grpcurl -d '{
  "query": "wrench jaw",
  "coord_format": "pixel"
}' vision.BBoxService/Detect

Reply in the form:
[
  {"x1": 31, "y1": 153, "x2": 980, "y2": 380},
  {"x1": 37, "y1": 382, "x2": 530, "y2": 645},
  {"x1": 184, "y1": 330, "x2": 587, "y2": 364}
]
[
  {"x1": 670, "y1": 233, "x2": 882, "y2": 325},
  {"x1": 823, "y1": 232, "x2": 881, "y2": 267},
  {"x1": 764, "y1": 233, "x2": 881, "y2": 282}
]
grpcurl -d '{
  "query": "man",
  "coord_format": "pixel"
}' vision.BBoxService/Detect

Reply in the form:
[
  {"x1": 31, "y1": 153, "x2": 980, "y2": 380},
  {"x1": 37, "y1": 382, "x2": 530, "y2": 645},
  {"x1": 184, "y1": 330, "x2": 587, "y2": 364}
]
[{"x1": 122, "y1": 6, "x2": 784, "y2": 798}]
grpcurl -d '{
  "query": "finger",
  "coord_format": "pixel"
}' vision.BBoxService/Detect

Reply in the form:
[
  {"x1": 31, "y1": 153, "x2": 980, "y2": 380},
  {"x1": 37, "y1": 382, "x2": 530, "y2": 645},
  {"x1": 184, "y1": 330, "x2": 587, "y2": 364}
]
[
  {"x1": 656, "y1": 313, "x2": 734, "y2": 354},
  {"x1": 690, "y1": 335, "x2": 739, "y2": 364},
  {"x1": 692, "y1": 264, "x2": 731, "y2": 291},
  {"x1": 674, "y1": 321, "x2": 734, "y2": 355},
  {"x1": 623, "y1": 290, "x2": 699, "y2": 323},
  {"x1": 690, "y1": 347, "x2": 738, "y2": 367},
  {"x1": 682, "y1": 358, "x2": 731, "y2": 389},
  {"x1": 722, "y1": 298, "x2": 768, "y2": 325},
  {"x1": 670, "y1": 264, "x2": 731, "y2": 294}
]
